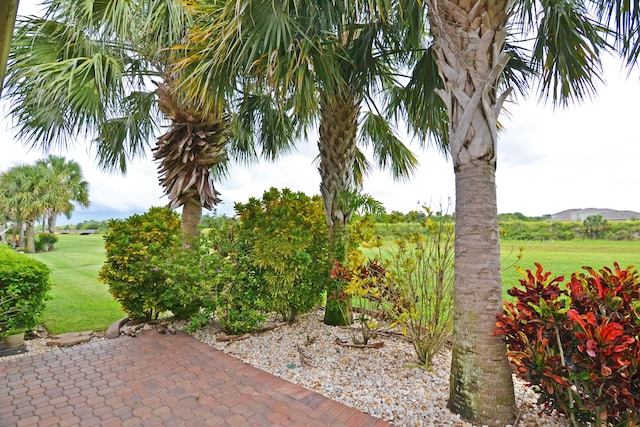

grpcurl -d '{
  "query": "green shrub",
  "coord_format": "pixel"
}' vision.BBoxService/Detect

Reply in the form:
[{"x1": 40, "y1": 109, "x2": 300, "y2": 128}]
[
  {"x1": 0, "y1": 245, "x2": 51, "y2": 334},
  {"x1": 99, "y1": 207, "x2": 182, "y2": 321},
  {"x1": 170, "y1": 218, "x2": 265, "y2": 335},
  {"x1": 235, "y1": 188, "x2": 328, "y2": 322},
  {"x1": 36, "y1": 232, "x2": 58, "y2": 252},
  {"x1": 496, "y1": 263, "x2": 640, "y2": 426}
]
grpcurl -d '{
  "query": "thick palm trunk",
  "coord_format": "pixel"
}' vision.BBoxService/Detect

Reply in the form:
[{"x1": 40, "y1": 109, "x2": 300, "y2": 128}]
[
  {"x1": 427, "y1": 0, "x2": 516, "y2": 424},
  {"x1": 318, "y1": 91, "x2": 360, "y2": 326},
  {"x1": 181, "y1": 195, "x2": 202, "y2": 238}
]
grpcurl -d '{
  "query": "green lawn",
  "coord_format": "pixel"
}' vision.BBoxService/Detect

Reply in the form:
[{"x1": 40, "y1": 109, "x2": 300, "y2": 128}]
[
  {"x1": 28, "y1": 234, "x2": 126, "y2": 334},
  {"x1": 501, "y1": 239, "x2": 640, "y2": 290}
]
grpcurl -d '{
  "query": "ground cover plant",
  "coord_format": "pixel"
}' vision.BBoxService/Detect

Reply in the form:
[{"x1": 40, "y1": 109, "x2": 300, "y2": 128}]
[{"x1": 29, "y1": 234, "x2": 126, "y2": 334}]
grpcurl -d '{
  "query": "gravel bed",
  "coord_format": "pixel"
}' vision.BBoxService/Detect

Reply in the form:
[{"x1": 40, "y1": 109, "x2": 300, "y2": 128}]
[{"x1": 189, "y1": 309, "x2": 567, "y2": 427}]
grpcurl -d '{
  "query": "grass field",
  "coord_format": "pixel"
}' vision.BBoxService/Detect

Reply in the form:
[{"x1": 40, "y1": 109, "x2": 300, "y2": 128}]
[
  {"x1": 24, "y1": 233, "x2": 639, "y2": 334},
  {"x1": 501, "y1": 239, "x2": 640, "y2": 290},
  {"x1": 28, "y1": 234, "x2": 126, "y2": 334}
]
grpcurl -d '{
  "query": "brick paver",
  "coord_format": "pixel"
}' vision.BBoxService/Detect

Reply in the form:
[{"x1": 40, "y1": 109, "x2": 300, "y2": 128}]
[{"x1": 0, "y1": 330, "x2": 390, "y2": 426}]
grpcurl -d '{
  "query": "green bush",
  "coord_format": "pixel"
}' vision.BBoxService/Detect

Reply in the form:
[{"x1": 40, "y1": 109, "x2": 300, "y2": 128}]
[
  {"x1": 168, "y1": 218, "x2": 265, "y2": 335},
  {"x1": 0, "y1": 245, "x2": 51, "y2": 334},
  {"x1": 99, "y1": 207, "x2": 182, "y2": 321},
  {"x1": 235, "y1": 188, "x2": 328, "y2": 322},
  {"x1": 499, "y1": 220, "x2": 577, "y2": 241},
  {"x1": 36, "y1": 232, "x2": 58, "y2": 252}
]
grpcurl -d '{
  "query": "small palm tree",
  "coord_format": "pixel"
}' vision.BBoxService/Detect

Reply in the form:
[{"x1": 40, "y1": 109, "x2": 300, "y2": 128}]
[
  {"x1": 177, "y1": 0, "x2": 423, "y2": 325},
  {"x1": 35, "y1": 155, "x2": 90, "y2": 234}
]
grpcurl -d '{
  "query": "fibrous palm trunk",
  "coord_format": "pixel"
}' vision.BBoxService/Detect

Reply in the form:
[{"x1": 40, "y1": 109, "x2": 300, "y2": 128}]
[
  {"x1": 318, "y1": 90, "x2": 360, "y2": 326},
  {"x1": 427, "y1": 0, "x2": 516, "y2": 425},
  {"x1": 153, "y1": 81, "x2": 229, "y2": 238}
]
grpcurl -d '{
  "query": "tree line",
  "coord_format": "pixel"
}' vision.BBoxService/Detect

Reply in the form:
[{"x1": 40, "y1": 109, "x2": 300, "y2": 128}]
[{"x1": 0, "y1": 156, "x2": 89, "y2": 252}]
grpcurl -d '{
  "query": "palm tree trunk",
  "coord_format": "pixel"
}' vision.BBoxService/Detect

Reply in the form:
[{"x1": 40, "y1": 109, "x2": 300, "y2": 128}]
[
  {"x1": 318, "y1": 91, "x2": 360, "y2": 326},
  {"x1": 427, "y1": 0, "x2": 516, "y2": 424},
  {"x1": 47, "y1": 214, "x2": 57, "y2": 233},
  {"x1": 25, "y1": 220, "x2": 36, "y2": 253},
  {"x1": 181, "y1": 196, "x2": 202, "y2": 238},
  {"x1": 448, "y1": 160, "x2": 516, "y2": 424},
  {"x1": 47, "y1": 214, "x2": 57, "y2": 250}
]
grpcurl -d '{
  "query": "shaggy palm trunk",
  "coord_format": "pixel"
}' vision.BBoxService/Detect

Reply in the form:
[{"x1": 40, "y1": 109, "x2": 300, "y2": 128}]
[
  {"x1": 427, "y1": 0, "x2": 516, "y2": 424},
  {"x1": 318, "y1": 91, "x2": 360, "y2": 326},
  {"x1": 153, "y1": 81, "x2": 228, "y2": 239}
]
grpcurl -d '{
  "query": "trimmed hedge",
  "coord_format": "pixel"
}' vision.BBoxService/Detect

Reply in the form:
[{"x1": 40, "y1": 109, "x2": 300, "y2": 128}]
[{"x1": 0, "y1": 245, "x2": 51, "y2": 334}]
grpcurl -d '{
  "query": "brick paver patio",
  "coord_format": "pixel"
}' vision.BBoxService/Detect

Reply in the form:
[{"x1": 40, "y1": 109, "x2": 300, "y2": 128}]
[{"x1": 0, "y1": 330, "x2": 390, "y2": 426}]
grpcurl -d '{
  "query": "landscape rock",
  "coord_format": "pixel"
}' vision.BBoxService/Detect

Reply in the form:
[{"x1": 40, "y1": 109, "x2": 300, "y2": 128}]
[
  {"x1": 106, "y1": 317, "x2": 130, "y2": 339},
  {"x1": 46, "y1": 331, "x2": 93, "y2": 347}
]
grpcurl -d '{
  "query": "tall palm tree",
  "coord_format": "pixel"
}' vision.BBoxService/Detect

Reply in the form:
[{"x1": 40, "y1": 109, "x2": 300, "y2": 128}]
[
  {"x1": 412, "y1": 1, "x2": 640, "y2": 424},
  {"x1": 35, "y1": 155, "x2": 90, "y2": 234},
  {"x1": 176, "y1": 0, "x2": 424, "y2": 325},
  {"x1": 5, "y1": 0, "x2": 241, "y2": 237}
]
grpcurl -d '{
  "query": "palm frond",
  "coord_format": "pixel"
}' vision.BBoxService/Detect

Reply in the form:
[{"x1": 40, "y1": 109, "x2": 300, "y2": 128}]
[
  {"x1": 386, "y1": 45, "x2": 449, "y2": 153},
  {"x1": 531, "y1": 0, "x2": 608, "y2": 106},
  {"x1": 358, "y1": 111, "x2": 418, "y2": 181}
]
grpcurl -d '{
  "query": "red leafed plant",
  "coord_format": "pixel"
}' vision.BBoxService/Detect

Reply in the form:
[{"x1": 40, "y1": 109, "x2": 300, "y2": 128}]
[{"x1": 495, "y1": 263, "x2": 640, "y2": 426}]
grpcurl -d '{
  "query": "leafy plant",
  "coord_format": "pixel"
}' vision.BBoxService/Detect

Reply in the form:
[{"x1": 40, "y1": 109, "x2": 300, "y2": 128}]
[
  {"x1": 99, "y1": 207, "x2": 182, "y2": 321},
  {"x1": 495, "y1": 263, "x2": 640, "y2": 426},
  {"x1": 361, "y1": 207, "x2": 455, "y2": 366},
  {"x1": 235, "y1": 188, "x2": 328, "y2": 322},
  {"x1": 332, "y1": 253, "x2": 392, "y2": 345},
  {"x1": 175, "y1": 218, "x2": 265, "y2": 335},
  {"x1": 36, "y1": 232, "x2": 58, "y2": 252},
  {"x1": 0, "y1": 245, "x2": 51, "y2": 334}
]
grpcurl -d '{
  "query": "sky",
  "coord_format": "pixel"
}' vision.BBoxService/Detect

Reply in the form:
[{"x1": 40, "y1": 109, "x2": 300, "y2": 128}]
[{"x1": 2, "y1": 1, "x2": 640, "y2": 226}]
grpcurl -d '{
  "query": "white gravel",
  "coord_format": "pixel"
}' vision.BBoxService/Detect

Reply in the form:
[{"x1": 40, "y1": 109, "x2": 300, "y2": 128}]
[{"x1": 189, "y1": 309, "x2": 568, "y2": 427}]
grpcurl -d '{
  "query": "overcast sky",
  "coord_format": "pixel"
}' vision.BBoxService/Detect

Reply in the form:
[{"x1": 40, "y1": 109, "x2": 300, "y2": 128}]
[{"x1": 2, "y1": 1, "x2": 640, "y2": 225}]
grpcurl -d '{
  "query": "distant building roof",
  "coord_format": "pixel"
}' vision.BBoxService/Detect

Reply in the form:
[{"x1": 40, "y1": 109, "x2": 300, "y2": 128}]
[{"x1": 551, "y1": 208, "x2": 640, "y2": 221}]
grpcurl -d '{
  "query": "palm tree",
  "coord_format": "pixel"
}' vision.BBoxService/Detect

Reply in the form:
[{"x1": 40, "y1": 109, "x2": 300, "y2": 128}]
[
  {"x1": 413, "y1": 1, "x2": 640, "y2": 424},
  {"x1": 0, "y1": 164, "x2": 69, "y2": 252},
  {"x1": 35, "y1": 155, "x2": 90, "y2": 235},
  {"x1": 176, "y1": 0, "x2": 423, "y2": 325},
  {"x1": 4, "y1": 0, "x2": 237, "y2": 237}
]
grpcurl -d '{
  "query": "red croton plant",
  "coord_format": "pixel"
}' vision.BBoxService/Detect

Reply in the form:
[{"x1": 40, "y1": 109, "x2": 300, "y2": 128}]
[{"x1": 495, "y1": 263, "x2": 640, "y2": 426}]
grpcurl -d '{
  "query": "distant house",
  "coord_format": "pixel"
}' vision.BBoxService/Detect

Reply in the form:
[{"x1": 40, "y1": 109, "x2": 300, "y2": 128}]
[{"x1": 551, "y1": 208, "x2": 640, "y2": 222}]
